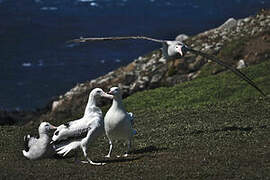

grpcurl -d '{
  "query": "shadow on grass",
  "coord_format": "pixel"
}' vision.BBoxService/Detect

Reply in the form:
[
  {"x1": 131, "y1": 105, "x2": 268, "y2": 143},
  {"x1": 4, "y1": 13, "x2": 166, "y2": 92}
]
[
  {"x1": 102, "y1": 145, "x2": 167, "y2": 164},
  {"x1": 189, "y1": 125, "x2": 268, "y2": 135},
  {"x1": 51, "y1": 145, "x2": 165, "y2": 164},
  {"x1": 51, "y1": 154, "x2": 141, "y2": 164},
  {"x1": 102, "y1": 156, "x2": 143, "y2": 164},
  {"x1": 130, "y1": 145, "x2": 167, "y2": 155}
]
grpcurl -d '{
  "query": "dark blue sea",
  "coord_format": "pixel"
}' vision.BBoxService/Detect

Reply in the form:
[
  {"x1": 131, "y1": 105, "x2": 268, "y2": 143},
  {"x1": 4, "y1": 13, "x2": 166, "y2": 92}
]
[{"x1": 0, "y1": 0, "x2": 269, "y2": 110}]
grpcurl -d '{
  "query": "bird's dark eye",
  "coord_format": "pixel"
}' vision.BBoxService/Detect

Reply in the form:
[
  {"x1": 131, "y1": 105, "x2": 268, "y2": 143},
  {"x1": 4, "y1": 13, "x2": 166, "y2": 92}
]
[{"x1": 54, "y1": 131, "x2": 59, "y2": 136}]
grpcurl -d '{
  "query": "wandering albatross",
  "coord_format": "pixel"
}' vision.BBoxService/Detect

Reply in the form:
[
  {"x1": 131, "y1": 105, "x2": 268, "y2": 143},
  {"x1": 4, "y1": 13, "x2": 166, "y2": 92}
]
[
  {"x1": 51, "y1": 88, "x2": 112, "y2": 165},
  {"x1": 104, "y1": 87, "x2": 136, "y2": 158},
  {"x1": 22, "y1": 122, "x2": 56, "y2": 160},
  {"x1": 67, "y1": 36, "x2": 266, "y2": 97}
]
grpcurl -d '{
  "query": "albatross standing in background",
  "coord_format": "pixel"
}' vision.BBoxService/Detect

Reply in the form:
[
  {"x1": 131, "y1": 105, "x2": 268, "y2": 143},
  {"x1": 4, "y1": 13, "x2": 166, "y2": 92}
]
[
  {"x1": 104, "y1": 87, "x2": 136, "y2": 158},
  {"x1": 22, "y1": 122, "x2": 56, "y2": 160},
  {"x1": 68, "y1": 36, "x2": 266, "y2": 97},
  {"x1": 52, "y1": 88, "x2": 112, "y2": 165}
]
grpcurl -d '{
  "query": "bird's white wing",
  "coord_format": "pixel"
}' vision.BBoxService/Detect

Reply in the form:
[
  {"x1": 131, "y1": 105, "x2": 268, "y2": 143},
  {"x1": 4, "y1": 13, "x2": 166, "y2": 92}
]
[
  {"x1": 187, "y1": 47, "x2": 266, "y2": 96},
  {"x1": 67, "y1": 36, "x2": 165, "y2": 44},
  {"x1": 28, "y1": 136, "x2": 38, "y2": 148},
  {"x1": 56, "y1": 140, "x2": 81, "y2": 156}
]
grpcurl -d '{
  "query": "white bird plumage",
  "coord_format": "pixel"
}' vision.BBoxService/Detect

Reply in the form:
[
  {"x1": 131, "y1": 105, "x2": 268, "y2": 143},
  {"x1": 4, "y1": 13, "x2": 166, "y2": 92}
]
[
  {"x1": 104, "y1": 87, "x2": 137, "y2": 158},
  {"x1": 52, "y1": 88, "x2": 112, "y2": 165},
  {"x1": 22, "y1": 122, "x2": 56, "y2": 160}
]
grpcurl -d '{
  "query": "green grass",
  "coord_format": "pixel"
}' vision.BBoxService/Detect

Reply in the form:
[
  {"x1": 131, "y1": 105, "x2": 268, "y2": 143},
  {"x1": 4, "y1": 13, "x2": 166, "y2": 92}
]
[
  {"x1": 1, "y1": 60, "x2": 270, "y2": 179},
  {"x1": 125, "y1": 60, "x2": 270, "y2": 112}
]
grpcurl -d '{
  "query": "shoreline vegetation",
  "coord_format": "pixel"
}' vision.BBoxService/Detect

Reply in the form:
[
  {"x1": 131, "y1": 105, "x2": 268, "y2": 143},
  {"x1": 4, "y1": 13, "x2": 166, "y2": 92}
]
[{"x1": 0, "y1": 9, "x2": 270, "y2": 179}]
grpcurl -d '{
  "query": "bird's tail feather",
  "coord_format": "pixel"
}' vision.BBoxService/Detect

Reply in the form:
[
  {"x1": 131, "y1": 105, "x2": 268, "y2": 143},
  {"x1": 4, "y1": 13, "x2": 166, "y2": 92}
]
[
  {"x1": 56, "y1": 141, "x2": 81, "y2": 157},
  {"x1": 22, "y1": 150, "x2": 28, "y2": 158}
]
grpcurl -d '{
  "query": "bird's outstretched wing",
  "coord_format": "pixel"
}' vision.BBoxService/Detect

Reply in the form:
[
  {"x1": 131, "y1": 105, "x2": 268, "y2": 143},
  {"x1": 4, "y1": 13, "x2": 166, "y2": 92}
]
[
  {"x1": 186, "y1": 47, "x2": 266, "y2": 96},
  {"x1": 67, "y1": 36, "x2": 165, "y2": 44}
]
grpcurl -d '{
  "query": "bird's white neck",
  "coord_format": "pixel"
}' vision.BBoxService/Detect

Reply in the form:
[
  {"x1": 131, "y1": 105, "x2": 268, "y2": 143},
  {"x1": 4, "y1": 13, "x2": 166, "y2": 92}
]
[
  {"x1": 84, "y1": 95, "x2": 97, "y2": 116},
  {"x1": 39, "y1": 132, "x2": 49, "y2": 139},
  {"x1": 112, "y1": 96, "x2": 125, "y2": 111}
]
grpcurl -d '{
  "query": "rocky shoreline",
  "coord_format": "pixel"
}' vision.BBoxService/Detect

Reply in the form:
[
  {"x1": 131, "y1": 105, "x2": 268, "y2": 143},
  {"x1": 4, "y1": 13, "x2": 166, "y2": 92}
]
[{"x1": 1, "y1": 9, "x2": 270, "y2": 125}]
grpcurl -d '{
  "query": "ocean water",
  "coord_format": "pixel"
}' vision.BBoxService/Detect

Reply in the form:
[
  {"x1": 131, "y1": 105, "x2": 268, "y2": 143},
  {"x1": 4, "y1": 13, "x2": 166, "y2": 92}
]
[{"x1": 0, "y1": 0, "x2": 269, "y2": 110}]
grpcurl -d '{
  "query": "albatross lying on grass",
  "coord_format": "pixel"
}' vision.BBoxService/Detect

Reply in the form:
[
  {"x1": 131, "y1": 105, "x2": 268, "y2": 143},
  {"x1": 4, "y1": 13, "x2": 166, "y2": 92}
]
[
  {"x1": 104, "y1": 87, "x2": 136, "y2": 158},
  {"x1": 68, "y1": 36, "x2": 266, "y2": 97},
  {"x1": 22, "y1": 122, "x2": 56, "y2": 160},
  {"x1": 52, "y1": 88, "x2": 112, "y2": 165}
]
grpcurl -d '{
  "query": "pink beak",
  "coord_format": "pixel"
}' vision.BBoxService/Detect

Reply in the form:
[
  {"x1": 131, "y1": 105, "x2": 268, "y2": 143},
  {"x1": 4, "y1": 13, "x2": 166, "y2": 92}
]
[
  {"x1": 50, "y1": 125, "x2": 57, "y2": 130},
  {"x1": 178, "y1": 46, "x2": 183, "y2": 56},
  {"x1": 108, "y1": 91, "x2": 113, "y2": 95},
  {"x1": 102, "y1": 92, "x2": 114, "y2": 99}
]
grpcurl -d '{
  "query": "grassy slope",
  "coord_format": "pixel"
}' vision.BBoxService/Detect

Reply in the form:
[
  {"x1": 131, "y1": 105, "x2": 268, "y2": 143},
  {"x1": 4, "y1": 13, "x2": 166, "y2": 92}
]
[{"x1": 1, "y1": 60, "x2": 270, "y2": 179}]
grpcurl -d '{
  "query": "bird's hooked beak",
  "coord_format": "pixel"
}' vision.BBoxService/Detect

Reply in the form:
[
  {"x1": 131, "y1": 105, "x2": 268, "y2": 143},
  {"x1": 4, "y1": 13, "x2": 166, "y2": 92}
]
[
  {"x1": 102, "y1": 92, "x2": 114, "y2": 99},
  {"x1": 177, "y1": 43, "x2": 189, "y2": 57},
  {"x1": 108, "y1": 90, "x2": 113, "y2": 95},
  {"x1": 50, "y1": 125, "x2": 57, "y2": 130},
  {"x1": 178, "y1": 46, "x2": 184, "y2": 57}
]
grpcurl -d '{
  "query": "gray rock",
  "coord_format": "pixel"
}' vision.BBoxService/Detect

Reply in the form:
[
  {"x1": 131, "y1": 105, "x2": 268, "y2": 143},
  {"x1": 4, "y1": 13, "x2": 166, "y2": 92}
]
[
  {"x1": 243, "y1": 17, "x2": 251, "y2": 23},
  {"x1": 175, "y1": 34, "x2": 189, "y2": 41},
  {"x1": 218, "y1": 18, "x2": 237, "y2": 30},
  {"x1": 151, "y1": 73, "x2": 163, "y2": 83},
  {"x1": 236, "y1": 59, "x2": 247, "y2": 69},
  {"x1": 259, "y1": 15, "x2": 265, "y2": 21},
  {"x1": 124, "y1": 73, "x2": 136, "y2": 85},
  {"x1": 216, "y1": 42, "x2": 223, "y2": 47},
  {"x1": 260, "y1": 21, "x2": 265, "y2": 26},
  {"x1": 142, "y1": 76, "x2": 150, "y2": 82},
  {"x1": 237, "y1": 20, "x2": 244, "y2": 27}
]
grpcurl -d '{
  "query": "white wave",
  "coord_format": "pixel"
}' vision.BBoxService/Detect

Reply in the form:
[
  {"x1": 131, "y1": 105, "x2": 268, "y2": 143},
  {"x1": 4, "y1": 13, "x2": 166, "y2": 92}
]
[
  {"x1": 22, "y1": 62, "x2": 32, "y2": 67},
  {"x1": 77, "y1": 0, "x2": 95, "y2": 2},
  {"x1": 115, "y1": 59, "x2": 121, "y2": 63},
  {"x1": 90, "y1": 2, "x2": 99, "y2": 7},
  {"x1": 66, "y1": 43, "x2": 80, "y2": 48},
  {"x1": 40, "y1": 7, "x2": 58, "y2": 11}
]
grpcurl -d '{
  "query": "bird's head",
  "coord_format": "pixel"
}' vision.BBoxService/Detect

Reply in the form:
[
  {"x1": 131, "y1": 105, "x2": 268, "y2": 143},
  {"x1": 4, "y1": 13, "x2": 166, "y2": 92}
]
[
  {"x1": 162, "y1": 40, "x2": 188, "y2": 60},
  {"x1": 39, "y1": 122, "x2": 56, "y2": 134},
  {"x1": 107, "y1": 87, "x2": 122, "y2": 99},
  {"x1": 90, "y1": 88, "x2": 113, "y2": 99}
]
